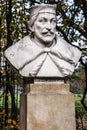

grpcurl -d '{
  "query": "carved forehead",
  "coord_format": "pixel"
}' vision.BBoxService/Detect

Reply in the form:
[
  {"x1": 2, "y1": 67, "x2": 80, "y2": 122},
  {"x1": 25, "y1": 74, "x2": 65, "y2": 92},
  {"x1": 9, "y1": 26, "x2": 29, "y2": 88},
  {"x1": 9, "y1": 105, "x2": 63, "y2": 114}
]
[
  {"x1": 35, "y1": 12, "x2": 56, "y2": 21},
  {"x1": 29, "y1": 4, "x2": 56, "y2": 18}
]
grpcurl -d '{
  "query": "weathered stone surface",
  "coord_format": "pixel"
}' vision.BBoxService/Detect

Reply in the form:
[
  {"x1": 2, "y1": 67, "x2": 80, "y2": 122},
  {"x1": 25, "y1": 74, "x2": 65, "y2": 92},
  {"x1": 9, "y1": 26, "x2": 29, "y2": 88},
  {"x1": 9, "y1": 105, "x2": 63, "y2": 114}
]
[
  {"x1": 26, "y1": 84, "x2": 76, "y2": 130},
  {"x1": 29, "y1": 83, "x2": 70, "y2": 92}
]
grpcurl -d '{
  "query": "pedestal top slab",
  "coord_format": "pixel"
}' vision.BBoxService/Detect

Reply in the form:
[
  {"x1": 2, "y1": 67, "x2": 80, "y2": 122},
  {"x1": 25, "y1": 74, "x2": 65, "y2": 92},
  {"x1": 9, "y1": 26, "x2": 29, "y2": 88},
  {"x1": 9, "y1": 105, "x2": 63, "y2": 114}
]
[{"x1": 29, "y1": 83, "x2": 70, "y2": 93}]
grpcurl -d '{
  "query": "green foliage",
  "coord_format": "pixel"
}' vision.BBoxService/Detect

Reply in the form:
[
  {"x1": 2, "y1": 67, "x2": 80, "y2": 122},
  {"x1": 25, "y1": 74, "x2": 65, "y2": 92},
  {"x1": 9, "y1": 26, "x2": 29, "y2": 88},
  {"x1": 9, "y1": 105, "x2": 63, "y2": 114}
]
[
  {"x1": 75, "y1": 94, "x2": 87, "y2": 101},
  {"x1": 0, "y1": 93, "x2": 20, "y2": 109},
  {"x1": 66, "y1": 65, "x2": 85, "y2": 93},
  {"x1": 0, "y1": 93, "x2": 20, "y2": 130},
  {"x1": 75, "y1": 101, "x2": 87, "y2": 116},
  {"x1": 75, "y1": 94, "x2": 87, "y2": 129}
]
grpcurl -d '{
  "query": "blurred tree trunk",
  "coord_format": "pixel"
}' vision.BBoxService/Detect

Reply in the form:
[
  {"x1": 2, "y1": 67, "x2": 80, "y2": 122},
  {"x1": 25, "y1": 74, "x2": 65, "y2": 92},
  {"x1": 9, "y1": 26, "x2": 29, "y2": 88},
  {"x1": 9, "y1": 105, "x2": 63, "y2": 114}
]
[{"x1": 5, "y1": 0, "x2": 17, "y2": 123}]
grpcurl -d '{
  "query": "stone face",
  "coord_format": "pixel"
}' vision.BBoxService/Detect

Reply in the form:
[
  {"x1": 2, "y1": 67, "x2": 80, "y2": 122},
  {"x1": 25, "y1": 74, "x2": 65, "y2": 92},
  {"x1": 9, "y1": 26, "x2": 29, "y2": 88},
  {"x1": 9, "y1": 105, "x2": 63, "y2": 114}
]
[{"x1": 26, "y1": 84, "x2": 76, "y2": 130}]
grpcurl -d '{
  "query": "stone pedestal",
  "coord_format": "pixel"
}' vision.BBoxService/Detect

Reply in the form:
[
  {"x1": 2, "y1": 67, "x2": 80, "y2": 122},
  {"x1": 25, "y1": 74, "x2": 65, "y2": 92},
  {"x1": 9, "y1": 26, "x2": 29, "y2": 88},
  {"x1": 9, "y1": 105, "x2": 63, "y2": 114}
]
[{"x1": 20, "y1": 84, "x2": 76, "y2": 130}]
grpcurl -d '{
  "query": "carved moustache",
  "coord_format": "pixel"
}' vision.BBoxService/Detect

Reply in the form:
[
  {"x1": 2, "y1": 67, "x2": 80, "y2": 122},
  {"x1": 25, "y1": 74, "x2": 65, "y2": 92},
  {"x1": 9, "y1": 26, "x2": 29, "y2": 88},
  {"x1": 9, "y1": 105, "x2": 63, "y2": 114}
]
[{"x1": 41, "y1": 31, "x2": 54, "y2": 35}]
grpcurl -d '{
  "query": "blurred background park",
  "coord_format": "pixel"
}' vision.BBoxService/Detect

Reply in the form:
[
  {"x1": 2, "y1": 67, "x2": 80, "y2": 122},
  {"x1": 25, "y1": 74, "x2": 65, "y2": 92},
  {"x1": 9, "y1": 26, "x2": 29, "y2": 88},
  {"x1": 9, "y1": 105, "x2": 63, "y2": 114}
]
[{"x1": 0, "y1": 0, "x2": 87, "y2": 129}]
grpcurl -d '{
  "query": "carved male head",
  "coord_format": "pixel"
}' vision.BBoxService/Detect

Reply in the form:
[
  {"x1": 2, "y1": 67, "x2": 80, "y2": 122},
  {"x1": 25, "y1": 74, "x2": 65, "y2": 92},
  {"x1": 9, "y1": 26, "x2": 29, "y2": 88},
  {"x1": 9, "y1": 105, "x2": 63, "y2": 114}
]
[{"x1": 28, "y1": 4, "x2": 57, "y2": 47}]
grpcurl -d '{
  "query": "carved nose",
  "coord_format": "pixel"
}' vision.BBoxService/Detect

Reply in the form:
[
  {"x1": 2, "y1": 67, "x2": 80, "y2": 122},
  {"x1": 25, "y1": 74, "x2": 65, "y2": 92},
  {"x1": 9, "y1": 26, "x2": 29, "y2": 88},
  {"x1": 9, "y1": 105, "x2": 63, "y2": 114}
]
[{"x1": 46, "y1": 22, "x2": 51, "y2": 30}]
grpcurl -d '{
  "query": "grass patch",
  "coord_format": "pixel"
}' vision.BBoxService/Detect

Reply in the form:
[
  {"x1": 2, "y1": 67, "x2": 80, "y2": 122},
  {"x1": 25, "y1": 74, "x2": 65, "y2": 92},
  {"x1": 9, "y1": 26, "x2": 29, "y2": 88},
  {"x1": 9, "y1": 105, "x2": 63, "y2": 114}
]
[{"x1": 0, "y1": 93, "x2": 20, "y2": 108}]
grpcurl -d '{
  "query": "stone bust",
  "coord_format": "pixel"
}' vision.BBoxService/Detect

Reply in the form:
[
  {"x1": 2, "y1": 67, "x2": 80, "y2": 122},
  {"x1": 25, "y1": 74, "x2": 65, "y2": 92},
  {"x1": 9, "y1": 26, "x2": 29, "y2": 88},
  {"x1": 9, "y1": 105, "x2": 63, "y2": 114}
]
[{"x1": 5, "y1": 4, "x2": 81, "y2": 78}]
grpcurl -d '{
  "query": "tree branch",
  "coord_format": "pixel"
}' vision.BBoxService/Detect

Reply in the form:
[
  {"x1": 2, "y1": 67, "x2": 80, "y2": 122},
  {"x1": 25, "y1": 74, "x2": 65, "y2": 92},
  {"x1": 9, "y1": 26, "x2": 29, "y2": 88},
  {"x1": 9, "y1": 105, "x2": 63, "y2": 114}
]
[{"x1": 57, "y1": 7, "x2": 87, "y2": 39}]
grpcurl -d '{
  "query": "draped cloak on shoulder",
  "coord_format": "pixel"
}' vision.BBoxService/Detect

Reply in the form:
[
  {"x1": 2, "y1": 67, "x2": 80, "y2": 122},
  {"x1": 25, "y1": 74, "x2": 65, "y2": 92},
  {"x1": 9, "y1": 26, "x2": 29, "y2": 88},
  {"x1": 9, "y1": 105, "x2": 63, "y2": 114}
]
[{"x1": 5, "y1": 35, "x2": 81, "y2": 77}]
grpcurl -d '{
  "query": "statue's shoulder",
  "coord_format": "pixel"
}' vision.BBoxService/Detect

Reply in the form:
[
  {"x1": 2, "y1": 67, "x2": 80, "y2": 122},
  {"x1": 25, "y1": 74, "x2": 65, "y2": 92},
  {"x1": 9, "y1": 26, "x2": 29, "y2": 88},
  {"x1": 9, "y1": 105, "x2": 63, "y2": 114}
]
[
  {"x1": 4, "y1": 35, "x2": 35, "y2": 70},
  {"x1": 16, "y1": 35, "x2": 32, "y2": 48},
  {"x1": 22, "y1": 35, "x2": 32, "y2": 45},
  {"x1": 56, "y1": 35, "x2": 81, "y2": 51},
  {"x1": 9, "y1": 35, "x2": 32, "y2": 51},
  {"x1": 56, "y1": 36, "x2": 71, "y2": 48},
  {"x1": 56, "y1": 35, "x2": 81, "y2": 62},
  {"x1": 5, "y1": 35, "x2": 32, "y2": 58}
]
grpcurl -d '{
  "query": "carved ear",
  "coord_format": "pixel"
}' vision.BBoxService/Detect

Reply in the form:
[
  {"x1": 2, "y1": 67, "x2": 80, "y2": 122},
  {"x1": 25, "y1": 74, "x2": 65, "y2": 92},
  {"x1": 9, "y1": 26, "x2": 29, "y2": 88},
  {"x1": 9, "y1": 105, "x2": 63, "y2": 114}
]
[{"x1": 28, "y1": 21, "x2": 34, "y2": 32}]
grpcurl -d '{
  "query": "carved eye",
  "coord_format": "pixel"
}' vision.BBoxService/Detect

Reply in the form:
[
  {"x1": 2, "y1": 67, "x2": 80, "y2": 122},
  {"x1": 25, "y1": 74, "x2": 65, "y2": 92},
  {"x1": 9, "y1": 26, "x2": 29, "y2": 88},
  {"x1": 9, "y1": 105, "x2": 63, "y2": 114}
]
[
  {"x1": 39, "y1": 18, "x2": 47, "y2": 23},
  {"x1": 51, "y1": 19, "x2": 56, "y2": 24}
]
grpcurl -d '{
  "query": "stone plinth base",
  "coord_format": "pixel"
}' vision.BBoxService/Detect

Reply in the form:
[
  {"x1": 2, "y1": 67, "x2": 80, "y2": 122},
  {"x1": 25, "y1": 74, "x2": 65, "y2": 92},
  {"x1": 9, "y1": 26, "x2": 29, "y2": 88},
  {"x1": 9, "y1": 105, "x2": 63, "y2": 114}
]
[{"x1": 20, "y1": 84, "x2": 76, "y2": 130}]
